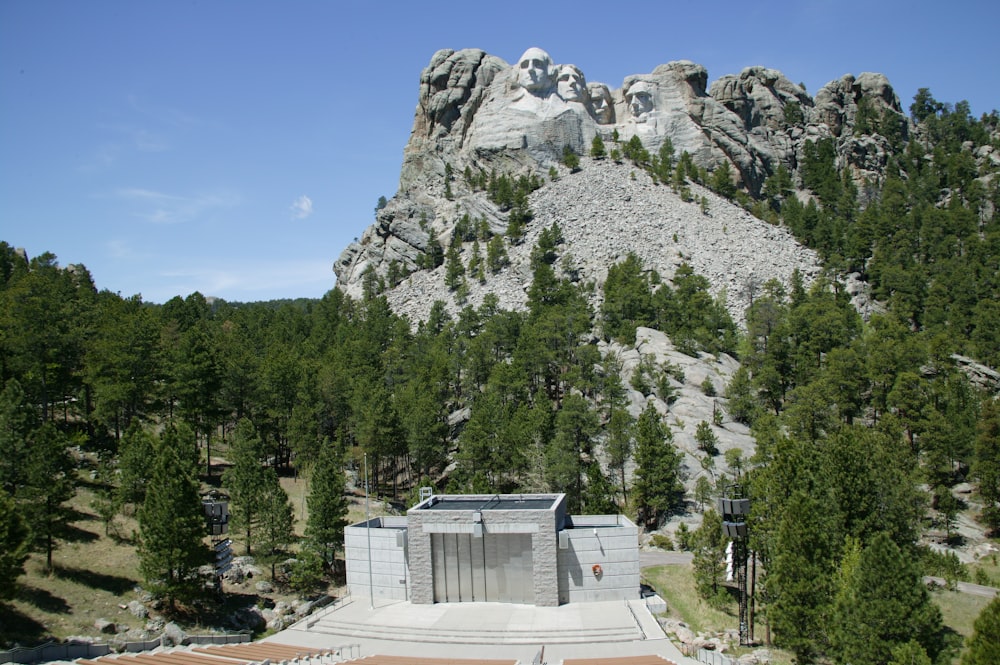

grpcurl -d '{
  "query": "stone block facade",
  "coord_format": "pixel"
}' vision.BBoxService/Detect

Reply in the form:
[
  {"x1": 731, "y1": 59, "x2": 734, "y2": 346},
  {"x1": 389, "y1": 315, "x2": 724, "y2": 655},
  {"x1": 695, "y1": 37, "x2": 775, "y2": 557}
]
[{"x1": 344, "y1": 494, "x2": 638, "y2": 607}]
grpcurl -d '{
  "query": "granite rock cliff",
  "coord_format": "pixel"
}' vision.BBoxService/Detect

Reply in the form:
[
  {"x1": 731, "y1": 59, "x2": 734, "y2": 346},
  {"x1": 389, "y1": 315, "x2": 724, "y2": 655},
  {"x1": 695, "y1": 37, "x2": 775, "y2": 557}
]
[{"x1": 335, "y1": 47, "x2": 904, "y2": 318}]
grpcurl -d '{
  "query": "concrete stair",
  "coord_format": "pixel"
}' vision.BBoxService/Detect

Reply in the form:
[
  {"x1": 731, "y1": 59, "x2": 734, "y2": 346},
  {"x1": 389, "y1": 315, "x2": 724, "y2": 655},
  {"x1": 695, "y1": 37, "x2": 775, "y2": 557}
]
[{"x1": 304, "y1": 600, "x2": 647, "y2": 645}]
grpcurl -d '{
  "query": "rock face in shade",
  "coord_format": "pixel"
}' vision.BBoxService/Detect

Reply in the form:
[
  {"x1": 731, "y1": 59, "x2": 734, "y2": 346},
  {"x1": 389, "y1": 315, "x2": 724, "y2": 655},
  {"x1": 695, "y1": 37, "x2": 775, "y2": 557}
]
[{"x1": 334, "y1": 47, "x2": 907, "y2": 320}]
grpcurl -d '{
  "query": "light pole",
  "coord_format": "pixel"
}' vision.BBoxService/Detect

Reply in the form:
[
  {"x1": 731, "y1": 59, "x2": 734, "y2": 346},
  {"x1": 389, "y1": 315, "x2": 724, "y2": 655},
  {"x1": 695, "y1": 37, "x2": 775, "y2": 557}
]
[
  {"x1": 720, "y1": 485, "x2": 751, "y2": 646},
  {"x1": 364, "y1": 453, "x2": 374, "y2": 609}
]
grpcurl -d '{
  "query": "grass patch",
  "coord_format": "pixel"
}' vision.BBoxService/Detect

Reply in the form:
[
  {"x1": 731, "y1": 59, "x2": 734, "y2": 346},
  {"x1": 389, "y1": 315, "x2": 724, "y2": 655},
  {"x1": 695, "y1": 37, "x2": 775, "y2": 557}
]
[
  {"x1": 642, "y1": 564, "x2": 792, "y2": 664},
  {"x1": 930, "y1": 586, "x2": 994, "y2": 665},
  {"x1": 967, "y1": 548, "x2": 1000, "y2": 587},
  {"x1": 2, "y1": 481, "x2": 145, "y2": 646},
  {"x1": 931, "y1": 586, "x2": 991, "y2": 640},
  {"x1": 3, "y1": 456, "x2": 386, "y2": 647},
  {"x1": 642, "y1": 564, "x2": 738, "y2": 634}
]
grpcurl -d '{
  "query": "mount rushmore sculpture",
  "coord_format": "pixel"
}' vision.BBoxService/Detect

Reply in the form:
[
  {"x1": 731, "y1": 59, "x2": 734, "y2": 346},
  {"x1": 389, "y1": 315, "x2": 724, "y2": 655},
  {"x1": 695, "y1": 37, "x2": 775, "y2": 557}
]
[
  {"x1": 336, "y1": 46, "x2": 906, "y2": 298},
  {"x1": 404, "y1": 47, "x2": 903, "y2": 193}
]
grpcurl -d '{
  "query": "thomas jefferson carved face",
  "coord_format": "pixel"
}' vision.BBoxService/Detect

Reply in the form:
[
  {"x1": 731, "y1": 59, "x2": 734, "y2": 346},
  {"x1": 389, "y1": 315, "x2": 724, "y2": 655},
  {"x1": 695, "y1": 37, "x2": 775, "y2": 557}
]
[
  {"x1": 588, "y1": 82, "x2": 614, "y2": 124},
  {"x1": 626, "y1": 81, "x2": 655, "y2": 119},
  {"x1": 517, "y1": 47, "x2": 554, "y2": 94},
  {"x1": 556, "y1": 64, "x2": 586, "y2": 102}
]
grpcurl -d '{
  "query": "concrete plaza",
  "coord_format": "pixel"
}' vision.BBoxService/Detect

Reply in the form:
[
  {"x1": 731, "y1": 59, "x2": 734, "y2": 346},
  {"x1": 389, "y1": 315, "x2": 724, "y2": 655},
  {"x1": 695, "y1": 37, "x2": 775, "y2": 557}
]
[{"x1": 265, "y1": 595, "x2": 701, "y2": 664}]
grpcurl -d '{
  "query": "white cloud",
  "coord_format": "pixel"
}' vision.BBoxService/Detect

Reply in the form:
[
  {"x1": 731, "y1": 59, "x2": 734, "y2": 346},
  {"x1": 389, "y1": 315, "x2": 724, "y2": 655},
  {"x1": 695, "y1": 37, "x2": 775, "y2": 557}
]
[
  {"x1": 112, "y1": 187, "x2": 240, "y2": 224},
  {"x1": 290, "y1": 195, "x2": 313, "y2": 219},
  {"x1": 106, "y1": 239, "x2": 138, "y2": 259}
]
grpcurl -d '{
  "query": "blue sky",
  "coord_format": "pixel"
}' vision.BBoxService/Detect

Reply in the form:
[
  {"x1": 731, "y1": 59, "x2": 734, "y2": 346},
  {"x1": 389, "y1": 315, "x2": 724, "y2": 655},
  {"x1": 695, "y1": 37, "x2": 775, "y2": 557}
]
[{"x1": 2, "y1": 1, "x2": 997, "y2": 303}]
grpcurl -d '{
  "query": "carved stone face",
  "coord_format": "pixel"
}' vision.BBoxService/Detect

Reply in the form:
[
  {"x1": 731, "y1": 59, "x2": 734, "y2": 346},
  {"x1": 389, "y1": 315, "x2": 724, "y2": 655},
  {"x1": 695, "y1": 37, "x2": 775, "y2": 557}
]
[
  {"x1": 588, "y1": 82, "x2": 614, "y2": 124},
  {"x1": 517, "y1": 47, "x2": 554, "y2": 94},
  {"x1": 557, "y1": 65, "x2": 586, "y2": 102},
  {"x1": 626, "y1": 81, "x2": 655, "y2": 119}
]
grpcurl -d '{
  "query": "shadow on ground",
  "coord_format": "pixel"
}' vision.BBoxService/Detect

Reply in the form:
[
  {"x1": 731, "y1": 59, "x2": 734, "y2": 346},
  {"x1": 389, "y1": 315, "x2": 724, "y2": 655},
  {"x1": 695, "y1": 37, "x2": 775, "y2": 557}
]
[
  {"x1": 15, "y1": 584, "x2": 70, "y2": 614},
  {"x1": 0, "y1": 603, "x2": 51, "y2": 648},
  {"x1": 53, "y1": 565, "x2": 136, "y2": 595},
  {"x1": 62, "y1": 523, "x2": 100, "y2": 544}
]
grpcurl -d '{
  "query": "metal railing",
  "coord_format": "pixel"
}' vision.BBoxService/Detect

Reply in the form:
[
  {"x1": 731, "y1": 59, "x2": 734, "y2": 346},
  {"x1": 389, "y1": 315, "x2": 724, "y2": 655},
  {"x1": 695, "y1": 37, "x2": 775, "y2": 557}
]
[
  {"x1": 302, "y1": 588, "x2": 352, "y2": 629},
  {"x1": 247, "y1": 646, "x2": 362, "y2": 665},
  {"x1": 696, "y1": 648, "x2": 737, "y2": 665}
]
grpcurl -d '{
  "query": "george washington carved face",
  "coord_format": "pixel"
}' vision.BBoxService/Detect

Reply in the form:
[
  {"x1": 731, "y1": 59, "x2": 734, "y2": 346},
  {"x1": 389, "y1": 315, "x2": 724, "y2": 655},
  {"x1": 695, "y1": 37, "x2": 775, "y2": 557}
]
[{"x1": 516, "y1": 47, "x2": 555, "y2": 94}]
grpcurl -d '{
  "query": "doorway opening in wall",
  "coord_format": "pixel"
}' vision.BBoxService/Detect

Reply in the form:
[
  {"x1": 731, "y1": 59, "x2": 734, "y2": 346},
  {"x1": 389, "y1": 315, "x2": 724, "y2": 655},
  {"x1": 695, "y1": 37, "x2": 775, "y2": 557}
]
[{"x1": 431, "y1": 532, "x2": 533, "y2": 603}]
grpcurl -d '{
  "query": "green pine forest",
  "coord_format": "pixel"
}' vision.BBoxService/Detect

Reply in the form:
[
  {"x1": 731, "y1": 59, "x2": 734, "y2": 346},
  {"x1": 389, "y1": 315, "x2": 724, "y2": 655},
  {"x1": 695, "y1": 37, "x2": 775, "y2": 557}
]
[{"x1": 3, "y1": 89, "x2": 1000, "y2": 662}]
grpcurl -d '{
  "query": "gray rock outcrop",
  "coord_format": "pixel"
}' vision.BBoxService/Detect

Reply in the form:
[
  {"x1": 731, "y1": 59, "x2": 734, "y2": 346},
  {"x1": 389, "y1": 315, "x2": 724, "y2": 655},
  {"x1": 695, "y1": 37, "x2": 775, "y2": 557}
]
[
  {"x1": 380, "y1": 157, "x2": 819, "y2": 325},
  {"x1": 335, "y1": 47, "x2": 905, "y2": 314}
]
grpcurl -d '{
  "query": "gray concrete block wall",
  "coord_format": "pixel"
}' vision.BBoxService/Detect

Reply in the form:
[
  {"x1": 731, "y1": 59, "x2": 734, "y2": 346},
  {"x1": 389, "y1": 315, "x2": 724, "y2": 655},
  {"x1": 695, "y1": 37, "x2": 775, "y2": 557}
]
[
  {"x1": 344, "y1": 523, "x2": 409, "y2": 601},
  {"x1": 557, "y1": 516, "x2": 640, "y2": 604}
]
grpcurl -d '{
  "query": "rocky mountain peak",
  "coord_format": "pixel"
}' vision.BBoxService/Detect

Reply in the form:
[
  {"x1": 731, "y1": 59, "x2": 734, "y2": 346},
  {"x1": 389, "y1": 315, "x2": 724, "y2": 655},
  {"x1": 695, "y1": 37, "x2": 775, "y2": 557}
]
[{"x1": 335, "y1": 48, "x2": 906, "y2": 322}]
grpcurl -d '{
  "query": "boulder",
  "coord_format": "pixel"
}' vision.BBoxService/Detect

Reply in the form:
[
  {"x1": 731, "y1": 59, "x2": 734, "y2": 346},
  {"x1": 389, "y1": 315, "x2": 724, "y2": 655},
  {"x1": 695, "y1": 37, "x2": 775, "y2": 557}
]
[
  {"x1": 161, "y1": 622, "x2": 186, "y2": 647},
  {"x1": 230, "y1": 606, "x2": 266, "y2": 631},
  {"x1": 94, "y1": 618, "x2": 116, "y2": 634},
  {"x1": 255, "y1": 580, "x2": 274, "y2": 594},
  {"x1": 127, "y1": 600, "x2": 148, "y2": 619}
]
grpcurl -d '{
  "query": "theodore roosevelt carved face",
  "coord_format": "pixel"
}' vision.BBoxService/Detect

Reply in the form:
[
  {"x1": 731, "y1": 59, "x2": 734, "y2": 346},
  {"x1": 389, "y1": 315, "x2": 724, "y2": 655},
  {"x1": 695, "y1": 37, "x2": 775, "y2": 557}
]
[
  {"x1": 588, "y1": 82, "x2": 614, "y2": 124},
  {"x1": 517, "y1": 47, "x2": 555, "y2": 94}
]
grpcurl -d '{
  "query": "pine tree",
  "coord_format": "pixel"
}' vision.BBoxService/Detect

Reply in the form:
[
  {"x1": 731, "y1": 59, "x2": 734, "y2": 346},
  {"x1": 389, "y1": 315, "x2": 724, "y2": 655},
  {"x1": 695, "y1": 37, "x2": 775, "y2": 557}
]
[
  {"x1": 0, "y1": 378, "x2": 34, "y2": 496},
  {"x1": 22, "y1": 422, "x2": 75, "y2": 571},
  {"x1": 769, "y1": 491, "x2": 839, "y2": 663},
  {"x1": 695, "y1": 420, "x2": 720, "y2": 455},
  {"x1": 116, "y1": 423, "x2": 157, "y2": 512},
  {"x1": 831, "y1": 532, "x2": 943, "y2": 665},
  {"x1": 657, "y1": 138, "x2": 675, "y2": 179},
  {"x1": 972, "y1": 399, "x2": 1000, "y2": 533},
  {"x1": 423, "y1": 228, "x2": 445, "y2": 269},
  {"x1": 691, "y1": 508, "x2": 727, "y2": 603},
  {"x1": 304, "y1": 440, "x2": 349, "y2": 565},
  {"x1": 546, "y1": 393, "x2": 598, "y2": 513},
  {"x1": 257, "y1": 470, "x2": 295, "y2": 580},
  {"x1": 0, "y1": 493, "x2": 30, "y2": 600},
  {"x1": 590, "y1": 134, "x2": 606, "y2": 159},
  {"x1": 562, "y1": 145, "x2": 580, "y2": 172},
  {"x1": 444, "y1": 243, "x2": 465, "y2": 291},
  {"x1": 604, "y1": 381, "x2": 634, "y2": 504},
  {"x1": 632, "y1": 402, "x2": 683, "y2": 529},
  {"x1": 223, "y1": 418, "x2": 269, "y2": 555},
  {"x1": 962, "y1": 595, "x2": 1000, "y2": 665},
  {"x1": 694, "y1": 476, "x2": 713, "y2": 512},
  {"x1": 137, "y1": 438, "x2": 208, "y2": 609},
  {"x1": 486, "y1": 236, "x2": 508, "y2": 273},
  {"x1": 584, "y1": 462, "x2": 618, "y2": 514}
]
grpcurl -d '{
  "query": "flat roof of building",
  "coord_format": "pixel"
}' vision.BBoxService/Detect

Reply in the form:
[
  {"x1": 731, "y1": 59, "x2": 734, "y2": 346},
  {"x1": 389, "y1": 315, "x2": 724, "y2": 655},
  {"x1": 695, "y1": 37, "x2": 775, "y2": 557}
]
[{"x1": 415, "y1": 494, "x2": 560, "y2": 512}]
